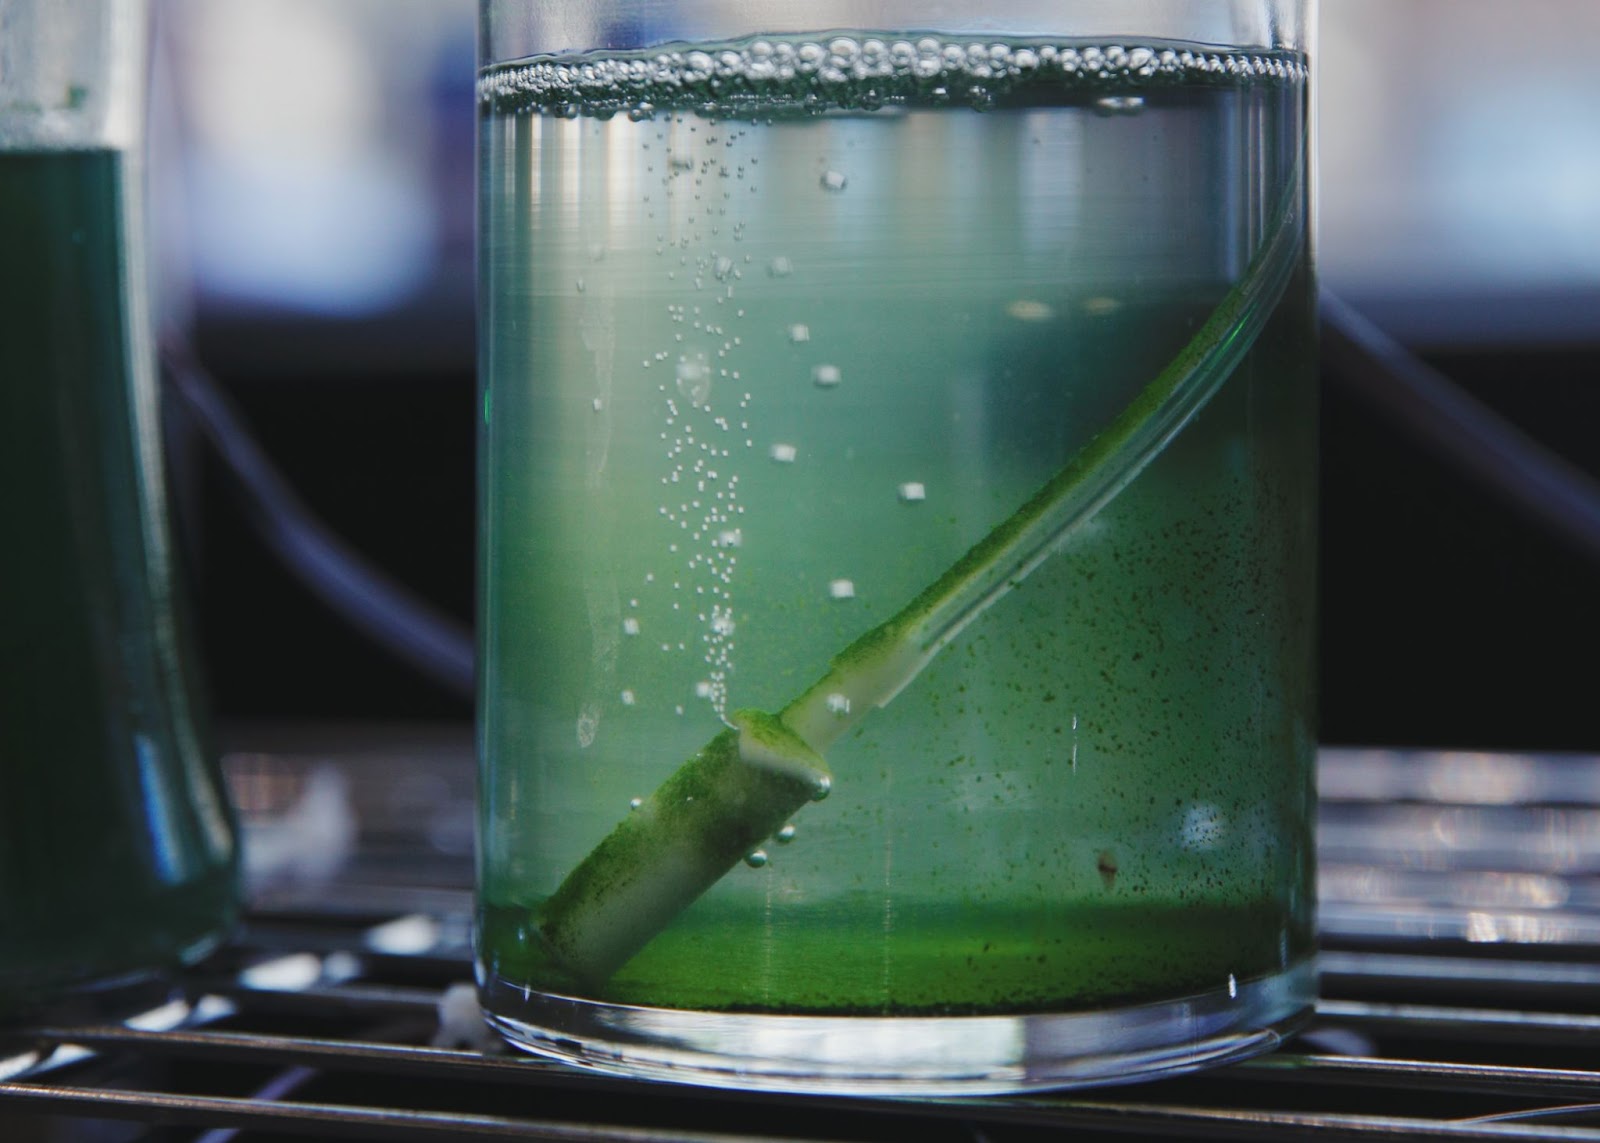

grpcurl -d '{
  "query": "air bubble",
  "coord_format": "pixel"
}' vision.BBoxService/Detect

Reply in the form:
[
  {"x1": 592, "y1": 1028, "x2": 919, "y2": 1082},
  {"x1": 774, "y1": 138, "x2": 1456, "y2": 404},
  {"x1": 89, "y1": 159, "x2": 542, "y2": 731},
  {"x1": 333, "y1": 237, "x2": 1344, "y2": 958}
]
[
  {"x1": 811, "y1": 363, "x2": 841, "y2": 388},
  {"x1": 1094, "y1": 94, "x2": 1145, "y2": 116},
  {"x1": 629, "y1": 797, "x2": 644, "y2": 811},
  {"x1": 592, "y1": 397, "x2": 604, "y2": 412},
  {"x1": 1181, "y1": 803, "x2": 1226, "y2": 850},
  {"x1": 826, "y1": 693, "x2": 851, "y2": 715},
  {"x1": 684, "y1": 51, "x2": 714, "y2": 80},
  {"x1": 898, "y1": 482, "x2": 926, "y2": 502},
  {"x1": 620, "y1": 689, "x2": 636, "y2": 706},
  {"x1": 769, "y1": 443, "x2": 798, "y2": 463},
  {"x1": 576, "y1": 703, "x2": 599, "y2": 748},
  {"x1": 676, "y1": 355, "x2": 712, "y2": 406},
  {"x1": 768, "y1": 256, "x2": 793, "y2": 277},
  {"x1": 743, "y1": 849, "x2": 769, "y2": 868},
  {"x1": 787, "y1": 324, "x2": 810, "y2": 344},
  {"x1": 776, "y1": 823, "x2": 797, "y2": 844},
  {"x1": 829, "y1": 579, "x2": 856, "y2": 600},
  {"x1": 713, "y1": 255, "x2": 735, "y2": 280},
  {"x1": 810, "y1": 775, "x2": 832, "y2": 801},
  {"x1": 623, "y1": 617, "x2": 640, "y2": 636},
  {"x1": 827, "y1": 37, "x2": 860, "y2": 62},
  {"x1": 1006, "y1": 299, "x2": 1054, "y2": 322},
  {"x1": 819, "y1": 169, "x2": 847, "y2": 192}
]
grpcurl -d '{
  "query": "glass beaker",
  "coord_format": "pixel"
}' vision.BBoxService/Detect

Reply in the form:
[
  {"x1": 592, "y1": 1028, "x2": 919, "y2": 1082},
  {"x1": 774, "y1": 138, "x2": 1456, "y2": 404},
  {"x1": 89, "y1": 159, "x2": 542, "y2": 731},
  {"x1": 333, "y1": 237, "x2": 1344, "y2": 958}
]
[
  {"x1": 0, "y1": 0, "x2": 239, "y2": 1021},
  {"x1": 477, "y1": 0, "x2": 1316, "y2": 1093}
]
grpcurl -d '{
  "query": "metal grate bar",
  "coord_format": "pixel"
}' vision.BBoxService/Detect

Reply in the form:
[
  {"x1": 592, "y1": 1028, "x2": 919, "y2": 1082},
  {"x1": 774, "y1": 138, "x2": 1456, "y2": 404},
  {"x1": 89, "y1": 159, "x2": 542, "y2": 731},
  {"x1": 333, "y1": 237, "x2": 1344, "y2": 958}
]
[
  {"x1": 201, "y1": 980, "x2": 445, "y2": 1018},
  {"x1": 19, "y1": 1024, "x2": 1600, "y2": 1140},
  {"x1": 29, "y1": 1026, "x2": 644, "y2": 1089},
  {"x1": 1005, "y1": 1099, "x2": 1600, "y2": 1142},
  {"x1": 1318, "y1": 1001, "x2": 1600, "y2": 1046},
  {"x1": 9, "y1": 742, "x2": 1600, "y2": 1140},
  {"x1": 29, "y1": 1024, "x2": 1600, "y2": 1110},
  {"x1": 10, "y1": 1077, "x2": 1600, "y2": 1143},
  {"x1": 0, "y1": 1081, "x2": 853, "y2": 1143},
  {"x1": 1320, "y1": 953, "x2": 1600, "y2": 993},
  {"x1": 1239, "y1": 1054, "x2": 1600, "y2": 1102}
]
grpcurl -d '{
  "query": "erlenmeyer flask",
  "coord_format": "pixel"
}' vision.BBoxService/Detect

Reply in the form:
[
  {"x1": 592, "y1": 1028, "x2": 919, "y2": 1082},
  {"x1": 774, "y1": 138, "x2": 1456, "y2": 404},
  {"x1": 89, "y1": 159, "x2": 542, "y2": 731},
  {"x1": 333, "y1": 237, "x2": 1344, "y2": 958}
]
[{"x1": 1, "y1": 0, "x2": 239, "y2": 1020}]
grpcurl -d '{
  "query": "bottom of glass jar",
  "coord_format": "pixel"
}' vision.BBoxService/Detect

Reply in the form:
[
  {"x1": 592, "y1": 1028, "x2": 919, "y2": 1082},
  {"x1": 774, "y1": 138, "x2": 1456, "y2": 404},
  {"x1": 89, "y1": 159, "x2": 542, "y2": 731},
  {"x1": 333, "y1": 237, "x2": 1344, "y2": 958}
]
[
  {"x1": 0, "y1": 923, "x2": 232, "y2": 1026},
  {"x1": 0, "y1": 967, "x2": 177, "y2": 1029},
  {"x1": 481, "y1": 956, "x2": 1314, "y2": 1095}
]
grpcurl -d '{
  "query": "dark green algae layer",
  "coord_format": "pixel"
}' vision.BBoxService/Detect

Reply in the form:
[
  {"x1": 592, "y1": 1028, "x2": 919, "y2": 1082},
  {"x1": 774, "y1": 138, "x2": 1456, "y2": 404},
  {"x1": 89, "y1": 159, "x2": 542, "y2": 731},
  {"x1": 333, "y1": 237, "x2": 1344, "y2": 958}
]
[{"x1": 484, "y1": 896, "x2": 1308, "y2": 1015}]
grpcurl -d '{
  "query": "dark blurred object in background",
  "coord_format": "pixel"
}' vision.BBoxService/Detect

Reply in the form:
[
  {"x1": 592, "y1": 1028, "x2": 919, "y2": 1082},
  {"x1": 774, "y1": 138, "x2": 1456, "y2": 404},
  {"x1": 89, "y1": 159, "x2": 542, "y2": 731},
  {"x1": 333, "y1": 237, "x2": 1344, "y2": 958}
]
[
  {"x1": 1321, "y1": 337, "x2": 1599, "y2": 752},
  {"x1": 155, "y1": 0, "x2": 477, "y2": 720}
]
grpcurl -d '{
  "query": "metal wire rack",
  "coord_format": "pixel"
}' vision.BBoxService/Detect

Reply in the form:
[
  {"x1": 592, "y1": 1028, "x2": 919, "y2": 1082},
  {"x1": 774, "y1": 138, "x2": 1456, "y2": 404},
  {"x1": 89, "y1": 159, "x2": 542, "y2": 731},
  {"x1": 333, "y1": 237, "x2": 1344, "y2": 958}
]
[{"x1": 6, "y1": 733, "x2": 1600, "y2": 1141}]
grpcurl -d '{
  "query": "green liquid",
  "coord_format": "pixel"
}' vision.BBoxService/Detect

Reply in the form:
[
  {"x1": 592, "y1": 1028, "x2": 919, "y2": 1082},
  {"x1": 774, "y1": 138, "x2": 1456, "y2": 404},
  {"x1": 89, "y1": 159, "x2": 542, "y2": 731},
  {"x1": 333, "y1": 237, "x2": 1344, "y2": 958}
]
[
  {"x1": 0, "y1": 149, "x2": 238, "y2": 1018},
  {"x1": 479, "y1": 36, "x2": 1316, "y2": 1017}
]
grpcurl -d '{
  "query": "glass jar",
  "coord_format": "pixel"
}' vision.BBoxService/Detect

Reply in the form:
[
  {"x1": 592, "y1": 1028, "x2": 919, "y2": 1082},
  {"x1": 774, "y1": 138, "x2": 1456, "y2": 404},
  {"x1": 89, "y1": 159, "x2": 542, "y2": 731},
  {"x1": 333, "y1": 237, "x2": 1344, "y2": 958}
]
[{"x1": 477, "y1": 0, "x2": 1316, "y2": 1093}]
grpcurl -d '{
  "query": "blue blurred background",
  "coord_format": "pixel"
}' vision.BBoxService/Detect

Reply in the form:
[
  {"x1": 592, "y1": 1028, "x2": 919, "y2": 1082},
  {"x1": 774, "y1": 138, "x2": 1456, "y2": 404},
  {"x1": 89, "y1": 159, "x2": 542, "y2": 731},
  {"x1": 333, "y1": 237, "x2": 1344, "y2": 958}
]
[{"x1": 155, "y1": 0, "x2": 1600, "y2": 749}]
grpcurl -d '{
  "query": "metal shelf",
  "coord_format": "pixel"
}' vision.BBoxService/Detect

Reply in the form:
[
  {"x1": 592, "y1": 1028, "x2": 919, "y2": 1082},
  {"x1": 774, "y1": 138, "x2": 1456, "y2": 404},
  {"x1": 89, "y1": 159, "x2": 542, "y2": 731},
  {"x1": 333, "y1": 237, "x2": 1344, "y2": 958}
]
[{"x1": 7, "y1": 738, "x2": 1600, "y2": 1141}]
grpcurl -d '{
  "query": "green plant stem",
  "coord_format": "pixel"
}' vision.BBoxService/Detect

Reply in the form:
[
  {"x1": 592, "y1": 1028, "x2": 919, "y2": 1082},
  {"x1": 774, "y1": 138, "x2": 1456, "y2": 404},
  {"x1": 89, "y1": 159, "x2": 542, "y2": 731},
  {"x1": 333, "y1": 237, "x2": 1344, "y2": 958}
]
[{"x1": 536, "y1": 161, "x2": 1305, "y2": 989}]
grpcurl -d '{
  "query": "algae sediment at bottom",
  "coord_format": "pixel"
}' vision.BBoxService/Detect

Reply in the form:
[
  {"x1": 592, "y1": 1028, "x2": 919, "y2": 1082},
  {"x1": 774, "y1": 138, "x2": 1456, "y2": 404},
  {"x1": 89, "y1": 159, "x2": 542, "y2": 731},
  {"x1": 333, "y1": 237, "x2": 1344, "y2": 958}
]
[{"x1": 480, "y1": 898, "x2": 1306, "y2": 1014}]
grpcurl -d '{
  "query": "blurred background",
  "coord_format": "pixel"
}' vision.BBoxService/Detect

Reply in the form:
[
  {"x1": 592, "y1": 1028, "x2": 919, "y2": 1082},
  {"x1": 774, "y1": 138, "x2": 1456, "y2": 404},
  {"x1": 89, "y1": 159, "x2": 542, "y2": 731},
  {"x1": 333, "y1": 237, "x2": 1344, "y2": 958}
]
[
  {"x1": 155, "y1": 0, "x2": 1598, "y2": 750},
  {"x1": 2, "y1": 5, "x2": 1596, "y2": 1135}
]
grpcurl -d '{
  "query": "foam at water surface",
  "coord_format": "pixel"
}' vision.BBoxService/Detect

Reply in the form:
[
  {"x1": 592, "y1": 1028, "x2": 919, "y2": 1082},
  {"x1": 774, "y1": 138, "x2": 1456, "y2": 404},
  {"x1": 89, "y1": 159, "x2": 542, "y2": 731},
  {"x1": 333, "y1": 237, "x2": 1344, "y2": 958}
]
[{"x1": 479, "y1": 34, "x2": 1307, "y2": 117}]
